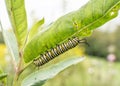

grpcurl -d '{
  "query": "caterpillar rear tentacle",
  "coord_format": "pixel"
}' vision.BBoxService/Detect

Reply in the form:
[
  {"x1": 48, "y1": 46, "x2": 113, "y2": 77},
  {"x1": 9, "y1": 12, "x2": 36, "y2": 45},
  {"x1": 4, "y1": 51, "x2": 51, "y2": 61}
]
[
  {"x1": 78, "y1": 38, "x2": 89, "y2": 46},
  {"x1": 33, "y1": 37, "x2": 88, "y2": 67}
]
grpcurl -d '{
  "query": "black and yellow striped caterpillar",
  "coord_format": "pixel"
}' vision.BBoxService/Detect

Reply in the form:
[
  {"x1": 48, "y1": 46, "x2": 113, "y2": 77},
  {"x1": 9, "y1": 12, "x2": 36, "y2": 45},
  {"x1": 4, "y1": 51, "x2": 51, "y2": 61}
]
[{"x1": 33, "y1": 37, "x2": 88, "y2": 67}]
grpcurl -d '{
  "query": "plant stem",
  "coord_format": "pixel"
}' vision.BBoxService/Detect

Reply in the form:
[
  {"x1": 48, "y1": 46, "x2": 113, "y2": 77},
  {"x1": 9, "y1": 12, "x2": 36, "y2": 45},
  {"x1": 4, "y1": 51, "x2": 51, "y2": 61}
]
[{"x1": 13, "y1": 50, "x2": 23, "y2": 85}]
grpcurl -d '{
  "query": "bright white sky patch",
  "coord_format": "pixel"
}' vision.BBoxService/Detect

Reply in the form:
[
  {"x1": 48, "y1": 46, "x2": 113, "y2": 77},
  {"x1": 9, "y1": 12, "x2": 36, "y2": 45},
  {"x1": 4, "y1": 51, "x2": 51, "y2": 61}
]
[
  {"x1": 0, "y1": 0, "x2": 11, "y2": 30},
  {"x1": 25, "y1": 0, "x2": 89, "y2": 29}
]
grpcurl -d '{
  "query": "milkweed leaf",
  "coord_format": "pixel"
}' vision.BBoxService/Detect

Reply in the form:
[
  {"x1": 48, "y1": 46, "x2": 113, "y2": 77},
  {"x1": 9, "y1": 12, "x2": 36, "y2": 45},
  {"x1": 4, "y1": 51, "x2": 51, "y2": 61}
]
[
  {"x1": 5, "y1": 0, "x2": 28, "y2": 48},
  {"x1": 22, "y1": 57, "x2": 84, "y2": 86},
  {"x1": 28, "y1": 18, "x2": 44, "y2": 41},
  {"x1": 23, "y1": 0, "x2": 120, "y2": 63},
  {"x1": 0, "y1": 22, "x2": 19, "y2": 63}
]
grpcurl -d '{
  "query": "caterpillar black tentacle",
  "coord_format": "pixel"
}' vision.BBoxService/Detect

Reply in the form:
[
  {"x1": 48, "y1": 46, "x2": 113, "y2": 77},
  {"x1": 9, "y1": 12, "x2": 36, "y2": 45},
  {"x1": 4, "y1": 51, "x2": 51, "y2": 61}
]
[
  {"x1": 33, "y1": 37, "x2": 88, "y2": 67},
  {"x1": 78, "y1": 38, "x2": 89, "y2": 46}
]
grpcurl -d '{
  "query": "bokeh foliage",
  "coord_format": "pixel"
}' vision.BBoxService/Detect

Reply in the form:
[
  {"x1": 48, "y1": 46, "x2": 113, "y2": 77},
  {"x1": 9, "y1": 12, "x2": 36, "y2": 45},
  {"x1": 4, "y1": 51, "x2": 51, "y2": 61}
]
[
  {"x1": 86, "y1": 25, "x2": 120, "y2": 60},
  {"x1": 0, "y1": 32, "x2": 4, "y2": 44}
]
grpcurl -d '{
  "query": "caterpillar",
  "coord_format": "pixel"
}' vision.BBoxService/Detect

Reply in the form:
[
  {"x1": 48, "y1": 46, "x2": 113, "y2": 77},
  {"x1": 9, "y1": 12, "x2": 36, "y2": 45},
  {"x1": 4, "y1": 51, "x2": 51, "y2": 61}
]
[{"x1": 33, "y1": 37, "x2": 88, "y2": 67}]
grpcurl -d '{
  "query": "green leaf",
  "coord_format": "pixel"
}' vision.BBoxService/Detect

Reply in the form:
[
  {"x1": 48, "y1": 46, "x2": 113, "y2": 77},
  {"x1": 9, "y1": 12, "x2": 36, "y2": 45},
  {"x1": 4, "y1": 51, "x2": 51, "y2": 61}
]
[
  {"x1": 0, "y1": 67, "x2": 7, "y2": 81},
  {"x1": 3, "y1": 30, "x2": 19, "y2": 63},
  {"x1": 31, "y1": 80, "x2": 46, "y2": 86},
  {"x1": 0, "y1": 22, "x2": 19, "y2": 63},
  {"x1": 22, "y1": 57, "x2": 84, "y2": 86},
  {"x1": 5, "y1": 0, "x2": 28, "y2": 48},
  {"x1": 0, "y1": 67, "x2": 3, "y2": 74},
  {"x1": 0, "y1": 73, "x2": 7, "y2": 80},
  {"x1": 28, "y1": 18, "x2": 44, "y2": 41},
  {"x1": 23, "y1": 0, "x2": 120, "y2": 63}
]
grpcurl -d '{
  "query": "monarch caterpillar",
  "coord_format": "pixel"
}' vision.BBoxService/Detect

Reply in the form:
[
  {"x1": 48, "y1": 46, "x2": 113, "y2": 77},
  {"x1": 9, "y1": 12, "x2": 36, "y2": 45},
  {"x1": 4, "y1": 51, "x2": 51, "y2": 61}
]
[{"x1": 33, "y1": 37, "x2": 88, "y2": 67}]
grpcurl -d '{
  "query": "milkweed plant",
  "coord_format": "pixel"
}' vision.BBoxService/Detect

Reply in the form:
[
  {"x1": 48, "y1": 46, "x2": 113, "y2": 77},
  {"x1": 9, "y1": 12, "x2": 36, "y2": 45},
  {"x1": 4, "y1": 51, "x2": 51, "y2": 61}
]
[{"x1": 0, "y1": 0, "x2": 120, "y2": 86}]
